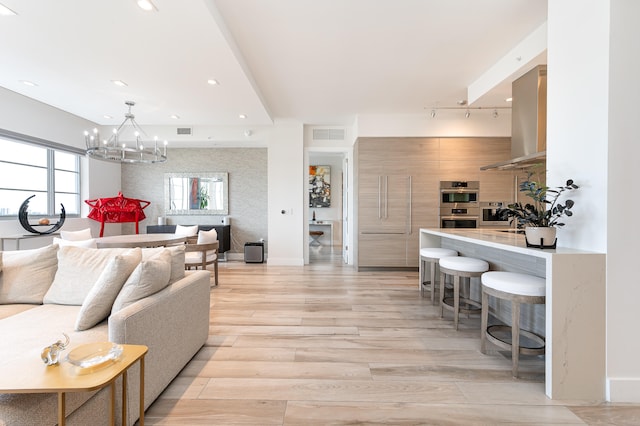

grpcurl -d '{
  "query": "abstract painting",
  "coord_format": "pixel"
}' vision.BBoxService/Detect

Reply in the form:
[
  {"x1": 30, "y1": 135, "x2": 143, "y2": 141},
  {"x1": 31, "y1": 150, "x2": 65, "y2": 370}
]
[{"x1": 309, "y1": 165, "x2": 331, "y2": 207}]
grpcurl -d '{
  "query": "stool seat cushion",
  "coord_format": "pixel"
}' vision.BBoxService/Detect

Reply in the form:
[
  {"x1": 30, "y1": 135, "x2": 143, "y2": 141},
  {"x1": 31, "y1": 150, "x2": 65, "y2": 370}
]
[
  {"x1": 420, "y1": 248, "x2": 458, "y2": 259},
  {"x1": 439, "y1": 256, "x2": 489, "y2": 273},
  {"x1": 482, "y1": 271, "x2": 546, "y2": 297}
]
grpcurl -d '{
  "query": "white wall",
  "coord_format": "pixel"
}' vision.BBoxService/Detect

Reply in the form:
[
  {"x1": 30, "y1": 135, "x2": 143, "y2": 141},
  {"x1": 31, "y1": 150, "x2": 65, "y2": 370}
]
[
  {"x1": 267, "y1": 121, "x2": 305, "y2": 265},
  {"x1": 606, "y1": 0, "x2": 640, "y2": 402}
]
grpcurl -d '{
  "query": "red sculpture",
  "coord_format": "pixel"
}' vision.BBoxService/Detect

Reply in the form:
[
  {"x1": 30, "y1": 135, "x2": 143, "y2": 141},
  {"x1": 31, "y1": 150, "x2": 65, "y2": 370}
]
[{"x1": 85, "y1": 192, "x2": 150, "y2": 237}]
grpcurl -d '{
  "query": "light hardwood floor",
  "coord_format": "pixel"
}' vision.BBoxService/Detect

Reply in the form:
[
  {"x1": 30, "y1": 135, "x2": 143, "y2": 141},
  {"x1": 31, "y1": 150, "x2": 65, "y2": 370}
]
[{"x1": 145, "y1": 246, "x2": 640, "y2": 425}]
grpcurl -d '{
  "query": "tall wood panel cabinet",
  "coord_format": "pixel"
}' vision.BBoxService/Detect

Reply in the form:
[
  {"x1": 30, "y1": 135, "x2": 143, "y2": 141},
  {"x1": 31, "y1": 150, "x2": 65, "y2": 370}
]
[
  {"x1": 355, "y1": 137, "x2": 513, "y2": 269},
  {"x1": 355, "y1": 138, "x2": 439, "y2": 268}
]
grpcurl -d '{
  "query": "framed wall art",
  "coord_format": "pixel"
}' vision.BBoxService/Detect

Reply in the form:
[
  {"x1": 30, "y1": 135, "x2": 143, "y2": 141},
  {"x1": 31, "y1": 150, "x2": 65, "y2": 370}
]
[{"x1": 309, "y1": 165, "x2": 331, "y2": 207}]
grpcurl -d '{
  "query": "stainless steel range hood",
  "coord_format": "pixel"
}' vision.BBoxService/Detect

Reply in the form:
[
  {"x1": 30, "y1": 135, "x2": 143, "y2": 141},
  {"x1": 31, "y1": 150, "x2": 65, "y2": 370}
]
[{"x1": 481, "y1": 65, "x2": 547, "y2": 170}]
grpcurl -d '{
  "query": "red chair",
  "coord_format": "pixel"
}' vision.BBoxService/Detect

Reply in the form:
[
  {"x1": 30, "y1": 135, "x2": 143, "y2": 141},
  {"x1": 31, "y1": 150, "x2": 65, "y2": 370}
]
[{"x1": 85, "y1": 192, "x2": 150, "y2": 237}]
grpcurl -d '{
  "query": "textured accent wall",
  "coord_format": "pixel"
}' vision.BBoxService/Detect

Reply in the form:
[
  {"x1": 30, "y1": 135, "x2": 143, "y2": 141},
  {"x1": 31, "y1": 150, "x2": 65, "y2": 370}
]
[{"x1": 121, "y1": 148, "x2": 267, "y2": 255}]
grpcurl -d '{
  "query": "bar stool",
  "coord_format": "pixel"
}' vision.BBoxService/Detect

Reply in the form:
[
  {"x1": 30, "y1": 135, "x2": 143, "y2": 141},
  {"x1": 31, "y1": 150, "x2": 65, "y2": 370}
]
[
  {"x1": 439, "y1": 256, "x2": 489, "y2": 330},
  {"x1": 480, "y1": 271, "x2": 546, "y2": 378},
  {"x1": 419, "y1": 248, "x2": 458, "y2": 304}
]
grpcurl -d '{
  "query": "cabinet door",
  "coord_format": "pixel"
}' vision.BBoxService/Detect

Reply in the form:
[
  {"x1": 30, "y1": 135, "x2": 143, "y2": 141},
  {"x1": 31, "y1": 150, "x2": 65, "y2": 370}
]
[
  {"x1": 358, "y1": 233, "x2": 407, "y2": 267},
  {"x1": 358, "y1": 174, "x2": 409, "y2": 232}
]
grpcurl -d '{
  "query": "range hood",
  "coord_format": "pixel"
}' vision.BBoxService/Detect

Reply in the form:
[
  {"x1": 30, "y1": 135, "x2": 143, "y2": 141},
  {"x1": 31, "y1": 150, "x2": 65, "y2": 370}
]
[{"x1": 481, "y1": 65, "x2": 547, "y2": 170}]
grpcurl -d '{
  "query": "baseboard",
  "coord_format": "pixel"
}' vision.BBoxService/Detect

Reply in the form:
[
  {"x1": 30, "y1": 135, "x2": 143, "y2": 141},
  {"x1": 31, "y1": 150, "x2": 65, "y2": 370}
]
[
  {"x1": 607, "y1": 378, "x2": 640, "y2": 402},
  {"x1": 266, "y1": 257, "x2": 304, "y2": 266}
]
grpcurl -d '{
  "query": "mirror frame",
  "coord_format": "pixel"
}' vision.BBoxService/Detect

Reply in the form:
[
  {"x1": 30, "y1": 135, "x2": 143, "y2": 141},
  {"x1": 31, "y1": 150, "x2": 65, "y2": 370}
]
[{"x1": 164, "y1": 172, "x2": 229, "y2": 215}]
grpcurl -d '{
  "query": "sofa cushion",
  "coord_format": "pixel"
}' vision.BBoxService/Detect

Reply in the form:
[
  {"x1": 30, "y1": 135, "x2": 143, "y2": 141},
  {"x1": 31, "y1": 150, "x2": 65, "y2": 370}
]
[
  {"x1": 44, "y1": 246, "x2": 133, "y2": 305},
  {"x1": 53, "y1": 236, "x2": 98, "y2": 248},
  {"x1": 112, "y1": 249, "x2": 172, "y2": 312},
  {"x1": 0, "y1": 244, "x2": 58, "y2": 305},
  {"x1": 142, "y1": 244, "x2": 185, "y2": 284},
  {"x1": 60, "y1": 228, "x2": 93, "y2": 241},
  {"x1": 75, "y1": 248, "x2": 142, "y2": 331}
]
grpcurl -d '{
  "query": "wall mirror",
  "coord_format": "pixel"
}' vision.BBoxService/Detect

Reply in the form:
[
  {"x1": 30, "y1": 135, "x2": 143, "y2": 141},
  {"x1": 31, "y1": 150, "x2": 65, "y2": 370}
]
[{"x1": 164, "y1": 172, "x2": 228, "y2": 215}]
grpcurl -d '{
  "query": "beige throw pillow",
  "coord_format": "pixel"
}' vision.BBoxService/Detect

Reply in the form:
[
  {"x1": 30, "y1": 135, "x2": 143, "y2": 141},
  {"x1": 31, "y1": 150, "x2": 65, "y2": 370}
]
[
  {"x1": 142, "y1": 245, "x2": 185, "y2": 284},
  {"x1": 0, "y1": 245, "x2": 59, "y2": 304},
  {"x1": 112, "y1": 249, "x2": 172, "y2": 312},
  {"x1": 53, "y1": 236, "x2": 97, "y2": 248},
  {"x1": 75, "y1": 248, "x2": 142, "y2": 330},
  {"x1": 43, "y1": 246, "x2": 131, "y2": 305},
  {"x1": 175, "y1": 224, "x2": 198, "y2": 237},
  {"x1": 60, "y1": 228, "x2": 93, "y2": 241}
]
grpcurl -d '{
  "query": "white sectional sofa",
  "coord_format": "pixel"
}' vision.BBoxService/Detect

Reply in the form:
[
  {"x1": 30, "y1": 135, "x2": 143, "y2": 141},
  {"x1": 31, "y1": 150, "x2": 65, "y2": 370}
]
[{"x1": 0, "y1": 243, "x2": 211, "y2": 425}]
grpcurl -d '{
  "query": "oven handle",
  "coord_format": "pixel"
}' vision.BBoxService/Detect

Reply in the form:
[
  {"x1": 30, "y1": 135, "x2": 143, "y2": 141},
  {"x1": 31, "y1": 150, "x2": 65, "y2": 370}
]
[{"x1": 440, "y1": 215, "x2": 479, "y2": 220}]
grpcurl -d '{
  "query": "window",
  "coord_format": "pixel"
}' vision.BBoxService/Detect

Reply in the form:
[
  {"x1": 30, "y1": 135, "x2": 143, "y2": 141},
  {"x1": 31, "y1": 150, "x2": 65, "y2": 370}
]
[{"x1": 0, "y1": 137, "x2": 81, "y2": 217}]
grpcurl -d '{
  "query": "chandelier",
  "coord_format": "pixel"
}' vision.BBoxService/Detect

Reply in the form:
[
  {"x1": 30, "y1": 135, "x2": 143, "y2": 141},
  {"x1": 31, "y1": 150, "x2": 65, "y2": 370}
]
[{"x1": 84, "y1": 101, "x2": 168, "y2": 164}]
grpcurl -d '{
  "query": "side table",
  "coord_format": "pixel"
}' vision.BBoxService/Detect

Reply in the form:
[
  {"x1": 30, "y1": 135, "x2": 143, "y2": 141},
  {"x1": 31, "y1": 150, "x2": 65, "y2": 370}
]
[{"x1": 0, "y1": 343, "x2": 148, "y2": 426}]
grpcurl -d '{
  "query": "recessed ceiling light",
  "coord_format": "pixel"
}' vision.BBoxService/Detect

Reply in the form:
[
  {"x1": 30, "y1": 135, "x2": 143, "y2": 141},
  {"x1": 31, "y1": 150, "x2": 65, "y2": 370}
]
[
  {"x1": 505, "y1": 97, "x2": 513, "y2": 102},
  {"x1": 111, "y1": 80, "x2": 128, "y2": 87},
  {"x1": 137, "y1": 0, "x2": 157, "y2": 11},
  {"x1": 170, "y1": 114, "x2": 180, "y2": 120},
  {"x1": 239, "y1": 114, "x2": 247, "y2": 119},
  {"x1": 20, "y1": 80, "x2": 38, "y2": 87},
  {"x1": 207, "y1": 79, "x2": 219, "y2": 86},
  {"x1": 0, "y1": 4, "x2": 17, "y2": 16}
]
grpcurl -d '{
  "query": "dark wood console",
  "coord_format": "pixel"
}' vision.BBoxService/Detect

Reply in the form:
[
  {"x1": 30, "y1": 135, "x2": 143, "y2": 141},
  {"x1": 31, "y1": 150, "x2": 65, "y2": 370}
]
[{"x1": 146, "y1": 224, "x2": 231, "y2": 253}]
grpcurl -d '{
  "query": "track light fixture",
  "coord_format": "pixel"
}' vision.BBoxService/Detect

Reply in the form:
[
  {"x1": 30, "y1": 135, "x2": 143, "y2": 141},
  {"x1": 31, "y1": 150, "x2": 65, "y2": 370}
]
[
  {"x1": 465, "y1": 110, "x2": 471, "y2": 119},
  {"x1": 492, "y1": 109, "x2": 499, "y2": 118},
  {"x1": 430, "y1": 110, "x2": 436, "y2": 118}
]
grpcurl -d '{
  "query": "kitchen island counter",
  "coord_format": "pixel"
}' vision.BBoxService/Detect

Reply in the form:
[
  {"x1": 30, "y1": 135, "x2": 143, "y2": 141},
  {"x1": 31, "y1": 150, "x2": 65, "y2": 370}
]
[{"x1": 420, "y1": 228, "x2": 606, "y2": 401}]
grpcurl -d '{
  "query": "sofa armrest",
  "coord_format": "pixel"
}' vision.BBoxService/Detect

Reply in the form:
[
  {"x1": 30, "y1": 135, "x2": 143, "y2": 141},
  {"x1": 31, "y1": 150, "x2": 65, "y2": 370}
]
[{"x1": 108, "y1": 269, "x2": 210, "y2": 424}]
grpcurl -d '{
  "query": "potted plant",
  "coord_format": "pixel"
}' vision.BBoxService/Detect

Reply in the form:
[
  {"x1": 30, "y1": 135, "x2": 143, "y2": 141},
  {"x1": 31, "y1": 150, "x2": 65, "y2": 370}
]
[{"x1": 498, "y1": 170, "x2": 579, "y2": 247}]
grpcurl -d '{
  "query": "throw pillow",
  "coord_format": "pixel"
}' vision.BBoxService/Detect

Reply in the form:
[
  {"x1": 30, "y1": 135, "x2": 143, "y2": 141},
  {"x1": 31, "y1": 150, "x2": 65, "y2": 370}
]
[
  {"x1": 75, "y1": 248, "x2": 142, "y2": 330},
  {"x1": 53, "y1": 236, "x2": 97, "y2": 248},
  {"x1": 197, "y1": 228, "x2": 217, "y2": 244},
  {"x1": 142, "y1": 245, "x2": 185, "y2": 284},
  {"x1": 43, "y1": 246, "x2": 132, "y2": 305},
  {"x1": 0, "y1": 244, "x2": 59, "y2": 304},
  {"x1": 60, "y1": 228, "x2": 93, "y2": 241},
  {"x1": 175, "y1": 224, "x2": 198, "y2": 237},
  {"x1": 112, "y1": 249, "x2": 172, "y2": 312}
]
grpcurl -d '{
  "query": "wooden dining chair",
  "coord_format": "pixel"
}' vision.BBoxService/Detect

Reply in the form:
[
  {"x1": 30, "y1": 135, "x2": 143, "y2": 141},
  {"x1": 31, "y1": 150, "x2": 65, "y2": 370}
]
[{"x1": 184, "y1": 240, "x2": 219, "y2": 286}]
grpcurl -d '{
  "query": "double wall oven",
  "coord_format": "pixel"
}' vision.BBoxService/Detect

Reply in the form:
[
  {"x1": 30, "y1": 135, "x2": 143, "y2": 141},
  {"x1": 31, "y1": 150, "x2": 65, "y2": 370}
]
[{"x1": 439, "y1": 181, "x2": 479, "y2": 228}]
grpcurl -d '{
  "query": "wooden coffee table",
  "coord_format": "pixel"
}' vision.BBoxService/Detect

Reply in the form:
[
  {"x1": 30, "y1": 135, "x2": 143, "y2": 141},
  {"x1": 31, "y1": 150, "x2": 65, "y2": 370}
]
[{"x1": 0, "y1": 343, "x2": 148, "y2": 426}]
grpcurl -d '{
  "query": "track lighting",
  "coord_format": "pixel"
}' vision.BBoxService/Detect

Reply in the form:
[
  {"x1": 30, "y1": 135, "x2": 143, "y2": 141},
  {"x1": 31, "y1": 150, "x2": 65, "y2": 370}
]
[
  {"x1": 492, "y1": 109, "x2": 499, "y2": 118},
  {"x1": 430, "y1": 110, "x2": 436, "y2": 118},
  {"x1": 465, "y1": 110, "x2": 471, "y2": 119}
]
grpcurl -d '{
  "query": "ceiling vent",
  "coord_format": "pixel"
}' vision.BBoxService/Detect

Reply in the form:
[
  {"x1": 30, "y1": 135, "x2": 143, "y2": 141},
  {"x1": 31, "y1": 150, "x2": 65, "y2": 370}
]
[
  {"x1": 176, "y1": 127, "x2": 192, "y2": 135},
  {"x1": 312, "y1": 128, "x2": 345, "y2": 141}
]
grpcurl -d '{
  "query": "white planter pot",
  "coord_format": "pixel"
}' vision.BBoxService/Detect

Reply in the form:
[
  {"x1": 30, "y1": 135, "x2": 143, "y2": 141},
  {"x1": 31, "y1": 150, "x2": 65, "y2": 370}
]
[{"x1": 525, "y1": 227, "x2": 557, "y2": 247}]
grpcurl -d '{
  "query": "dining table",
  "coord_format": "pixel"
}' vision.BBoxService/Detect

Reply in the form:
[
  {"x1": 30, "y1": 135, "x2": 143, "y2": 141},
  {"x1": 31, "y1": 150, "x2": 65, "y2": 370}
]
[{"x1": 95, "y1": 233, "x2": 187, "y2": 248}]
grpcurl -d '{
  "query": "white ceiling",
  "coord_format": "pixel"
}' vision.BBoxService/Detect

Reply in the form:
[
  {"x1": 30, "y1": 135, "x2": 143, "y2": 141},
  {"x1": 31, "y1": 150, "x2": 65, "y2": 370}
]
[{"x1": 0, "y1": 0, "x2": 547, "y2": 129}]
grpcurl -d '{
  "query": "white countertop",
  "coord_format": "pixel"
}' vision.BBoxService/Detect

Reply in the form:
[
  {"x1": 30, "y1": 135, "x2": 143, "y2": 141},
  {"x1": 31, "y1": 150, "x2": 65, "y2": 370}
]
[{"x1": 420, "y1": 228, "x2": 601, "y2": 258}]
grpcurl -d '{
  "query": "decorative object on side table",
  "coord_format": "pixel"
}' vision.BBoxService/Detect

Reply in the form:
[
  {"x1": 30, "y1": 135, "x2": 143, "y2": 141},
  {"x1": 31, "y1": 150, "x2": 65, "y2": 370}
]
[
  {"x1": 19, "y1": 195, "x2": 66, "y2": 235},
  {"x1": 41, "y1": 333, "x2": 70, "y2": 366},
  {"x1": 498, "y1": 171, "x2": 579, "y2": 249}
]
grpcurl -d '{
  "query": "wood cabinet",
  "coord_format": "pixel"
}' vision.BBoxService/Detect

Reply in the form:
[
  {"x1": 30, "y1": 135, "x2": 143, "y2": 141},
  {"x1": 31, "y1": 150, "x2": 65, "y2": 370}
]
[{"x1": 355, "y1": 137, "x2": 512, "y2": 269}]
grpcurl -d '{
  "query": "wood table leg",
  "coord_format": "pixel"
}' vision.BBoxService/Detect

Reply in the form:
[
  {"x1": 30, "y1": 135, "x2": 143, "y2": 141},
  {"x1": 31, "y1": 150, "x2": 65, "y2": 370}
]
[
  {"x1": 58, "y1": 392, "x2": 66, "y2": 426},
  {"x1": 139, "y1": 355, "x2": 145, "y2": 426},
  {"x1": 110, "y1": 381, "x2": 116, "y2": 426},
  {"x1": 122, "y1": 370, "x2": 128, "y2": 426}
]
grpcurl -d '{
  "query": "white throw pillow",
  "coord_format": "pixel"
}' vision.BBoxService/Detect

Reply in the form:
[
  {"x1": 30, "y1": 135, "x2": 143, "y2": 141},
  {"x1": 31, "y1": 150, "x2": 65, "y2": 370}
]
[
  {"x1": 112, "y1": 249, "x2": 172, "y2": 312},
  {"x1": 142, "y1": 245, "x2": 185, "y2": 284},
  {"x1": 60, "y1": 228, "x2": 93, "y2": 241},
  {"x1": 44, "y1": 246, "x2": 132, "y2": 305},
  {"x1": 175, "y1": 224, "x2": 198, "y2": 237},
  {"x1": 53, "y1": 236, "x2": 97, "y2": 248},
  {"x1": 0, "y1": 245, "x2": 59, "y2": 304},
  {"x1": 196, "y1": 228, "x2": 217, "y2": 244},
  {"x1": 75, "y1": 248, "x2": 142, "y2": 330}
]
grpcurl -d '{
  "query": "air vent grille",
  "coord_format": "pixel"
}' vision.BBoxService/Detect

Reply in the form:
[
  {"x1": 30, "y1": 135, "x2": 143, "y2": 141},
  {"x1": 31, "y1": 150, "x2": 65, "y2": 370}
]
[
  {"x1": 176, "y1": 127, "x2": 192, "y2": 135},
  {"x1": 312, "y1": 128, "x2": 345, "y2": 141}
]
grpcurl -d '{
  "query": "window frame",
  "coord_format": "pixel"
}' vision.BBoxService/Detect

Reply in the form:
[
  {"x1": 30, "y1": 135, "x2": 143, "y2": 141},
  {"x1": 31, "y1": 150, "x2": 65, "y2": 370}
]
[{"x1": 0, "y1": 129, "x2": 83, "y2": 219}]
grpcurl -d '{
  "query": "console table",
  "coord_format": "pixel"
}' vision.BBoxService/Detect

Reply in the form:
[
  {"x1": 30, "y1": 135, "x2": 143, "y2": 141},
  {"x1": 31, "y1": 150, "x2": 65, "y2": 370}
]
[{"x1": 146, "y1": 224, "x2": 231, "y2": 253}]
